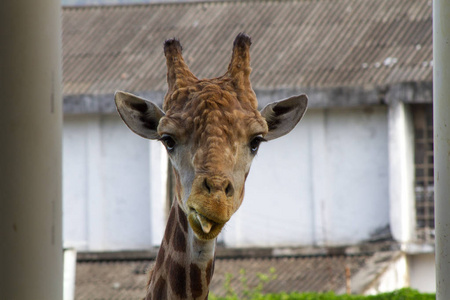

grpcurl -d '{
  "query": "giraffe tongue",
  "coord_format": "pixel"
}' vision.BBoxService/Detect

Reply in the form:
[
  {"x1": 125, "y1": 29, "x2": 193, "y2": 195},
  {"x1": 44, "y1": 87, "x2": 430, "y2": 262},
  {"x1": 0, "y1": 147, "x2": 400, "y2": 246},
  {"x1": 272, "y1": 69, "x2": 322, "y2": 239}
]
[{"x1": 196, "y1": 214, "x2": 213, "y2": 234}]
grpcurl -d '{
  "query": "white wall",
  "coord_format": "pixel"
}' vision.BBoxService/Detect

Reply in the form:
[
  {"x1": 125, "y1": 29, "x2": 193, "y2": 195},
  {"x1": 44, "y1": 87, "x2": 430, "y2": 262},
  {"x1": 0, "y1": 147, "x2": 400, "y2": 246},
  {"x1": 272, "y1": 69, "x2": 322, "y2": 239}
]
[
  {"x1": 223, "y1": 106, "x2": 390, "y2": 247},
  {"x1": 63, "y1": 114, "x2": 153, "y2": 251},
  {"x1": 364, "y1": 253, "x2": 409, "y2": 295},
  {"x1": 63, "y1": 106, "x2": 390, "y2": 250},
  {"x1": 364, "y1": 252, "x2": 436, "y2": 294},
  {"x1": 409, "y1": 253, "x2": 436, "y2": 293}
]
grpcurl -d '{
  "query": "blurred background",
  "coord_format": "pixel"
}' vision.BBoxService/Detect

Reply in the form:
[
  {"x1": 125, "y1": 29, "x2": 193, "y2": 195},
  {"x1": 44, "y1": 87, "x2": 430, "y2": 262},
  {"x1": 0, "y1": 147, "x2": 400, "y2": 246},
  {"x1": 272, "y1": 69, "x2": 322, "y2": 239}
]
[{"x1": 58, "y1": 0, "x2": 434, "y2": 298}]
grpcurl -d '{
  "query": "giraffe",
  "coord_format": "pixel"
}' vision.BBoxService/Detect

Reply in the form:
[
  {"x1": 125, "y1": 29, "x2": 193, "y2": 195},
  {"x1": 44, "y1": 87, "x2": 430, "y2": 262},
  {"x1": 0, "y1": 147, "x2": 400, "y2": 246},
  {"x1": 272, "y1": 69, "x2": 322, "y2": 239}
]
[{"x1": 115, "y1": 33, "x2": 308, "y2": 299}]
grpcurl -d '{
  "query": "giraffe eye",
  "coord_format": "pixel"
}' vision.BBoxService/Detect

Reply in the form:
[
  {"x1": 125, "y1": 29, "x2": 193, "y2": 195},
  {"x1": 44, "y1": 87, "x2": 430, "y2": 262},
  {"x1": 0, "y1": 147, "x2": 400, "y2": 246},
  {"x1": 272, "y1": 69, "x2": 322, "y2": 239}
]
[
  {"x1": 159, "y1": 135, "x2": 176, "y2": 152},
  {"x1": 249, "y1": 135, "x2": 266, "y2": 154}
]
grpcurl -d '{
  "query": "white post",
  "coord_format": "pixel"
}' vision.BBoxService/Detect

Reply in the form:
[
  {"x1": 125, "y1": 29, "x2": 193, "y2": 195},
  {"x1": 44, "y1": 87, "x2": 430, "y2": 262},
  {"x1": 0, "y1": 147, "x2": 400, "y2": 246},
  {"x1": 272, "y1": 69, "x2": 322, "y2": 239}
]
[
  {"x1": 0, "y1": 0, "x2": 63, "y2": 299},
  {"x1": 63, "y1": 249, "x2": 77, "y2": 300},
  {"x1": 149, "y1": 142, "x2": 169, "y2": 246},
  {"x1": 388, "y1": 102, "x2": 415, "y2": 244},
  {"x1": 433, "y1": 0, "x2": 450, "y2": 298}
]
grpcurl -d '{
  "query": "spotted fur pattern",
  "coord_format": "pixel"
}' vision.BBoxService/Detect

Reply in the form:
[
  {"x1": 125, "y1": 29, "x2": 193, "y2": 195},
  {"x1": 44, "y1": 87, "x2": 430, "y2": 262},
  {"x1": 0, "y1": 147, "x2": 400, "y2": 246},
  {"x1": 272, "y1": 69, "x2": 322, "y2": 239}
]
[{"x1": 146, "y1": 202, "x2": 214, "y2": 300}]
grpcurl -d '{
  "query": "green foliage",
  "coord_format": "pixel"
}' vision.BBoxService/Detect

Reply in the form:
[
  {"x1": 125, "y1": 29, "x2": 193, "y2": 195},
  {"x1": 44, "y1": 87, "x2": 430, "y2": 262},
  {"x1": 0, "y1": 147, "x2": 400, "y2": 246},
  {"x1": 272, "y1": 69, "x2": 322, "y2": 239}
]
[
  {"x1": 210, "y1": 288, "x2": 435, "y2": 300},
  {"x1": 210, "y1": 268, "x2": 435, "y2": 300},
  {"x1": 211, "y1": 267, "x2": 278, "y2": 300}
]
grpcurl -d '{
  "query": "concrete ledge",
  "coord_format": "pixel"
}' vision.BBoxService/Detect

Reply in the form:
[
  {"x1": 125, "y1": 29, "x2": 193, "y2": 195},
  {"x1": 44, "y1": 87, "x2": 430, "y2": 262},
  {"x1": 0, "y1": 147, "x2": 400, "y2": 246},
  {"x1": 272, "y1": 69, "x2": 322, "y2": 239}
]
[
  {"x1": 402, "y1": 242, "x2": 435, "y2": 254},
  {"x1": 63, "y1": 82, "x2": 432, "y2": 114},
  {"x1": 63, "y1": 91, "x2": 165, "y2": 114},
  {"x1": 76, "y1": 250, "x2": 159, "y2": 262},
  {"x1": 256, "y1": 86, "x2": 382, "y2": 108},
  {"x1": 256, "y1": 82, "x2": 432, "y2": 108},
  {"x1": 384, "y1": 81, "x2": 433, "y2": 104},
  {"x1": 76, "y1": 241, "x2": 401, "y2": 262},
  {"x1": 75, "y1": 248, "x2": 276, "y2": 262},
  {"x1": 64, "y1": 94, "x2": 117, "y2": 114}
]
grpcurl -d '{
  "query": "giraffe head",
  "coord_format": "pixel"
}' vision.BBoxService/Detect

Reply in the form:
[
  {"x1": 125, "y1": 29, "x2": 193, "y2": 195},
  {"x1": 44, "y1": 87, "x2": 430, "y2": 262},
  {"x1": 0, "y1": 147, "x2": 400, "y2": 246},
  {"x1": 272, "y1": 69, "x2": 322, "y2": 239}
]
[{"x1": 115, "y1": 34, "x2": 307, "y2": 241}]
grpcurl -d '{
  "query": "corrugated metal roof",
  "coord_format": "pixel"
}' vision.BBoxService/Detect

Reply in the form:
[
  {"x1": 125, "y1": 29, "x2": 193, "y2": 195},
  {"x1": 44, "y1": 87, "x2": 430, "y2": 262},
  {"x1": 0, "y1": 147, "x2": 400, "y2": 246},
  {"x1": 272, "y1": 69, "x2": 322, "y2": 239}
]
[
  {"x1": 210, "y1": 254, "x2": 369, "y2": 296},
  {"x1": 75, "y1": 252, "x2": 377, "y2": 299},
  {"x1": 62, "y1": 0, "x2": 432, "y2": 96}
]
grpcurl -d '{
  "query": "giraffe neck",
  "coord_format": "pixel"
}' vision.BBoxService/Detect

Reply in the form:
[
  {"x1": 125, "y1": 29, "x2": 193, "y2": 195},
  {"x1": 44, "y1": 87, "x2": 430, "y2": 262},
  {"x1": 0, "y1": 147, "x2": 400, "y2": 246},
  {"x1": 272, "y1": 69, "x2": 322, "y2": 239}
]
[{"x1": 146, "y1": 200, "x2": 216, "y2": 300}]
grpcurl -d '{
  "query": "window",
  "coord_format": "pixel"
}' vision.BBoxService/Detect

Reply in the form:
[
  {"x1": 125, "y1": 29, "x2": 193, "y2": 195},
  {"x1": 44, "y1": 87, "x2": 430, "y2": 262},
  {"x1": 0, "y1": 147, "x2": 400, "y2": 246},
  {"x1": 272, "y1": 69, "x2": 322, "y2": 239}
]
[{"x1": 412, "y1": 104, "x2": 434, "y2": 242}]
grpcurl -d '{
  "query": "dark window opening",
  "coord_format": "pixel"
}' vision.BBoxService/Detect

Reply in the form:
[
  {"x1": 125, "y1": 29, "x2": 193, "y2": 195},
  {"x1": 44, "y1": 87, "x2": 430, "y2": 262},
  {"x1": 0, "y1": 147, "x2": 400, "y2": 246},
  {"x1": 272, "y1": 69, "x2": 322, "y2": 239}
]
[{"x1": 412, "y1": 104, "x2": 434, "y2": 242}]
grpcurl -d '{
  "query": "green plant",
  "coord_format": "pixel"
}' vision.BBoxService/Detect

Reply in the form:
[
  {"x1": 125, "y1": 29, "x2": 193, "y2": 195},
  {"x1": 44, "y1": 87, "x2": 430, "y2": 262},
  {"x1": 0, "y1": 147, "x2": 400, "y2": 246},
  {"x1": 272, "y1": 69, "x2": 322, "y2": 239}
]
[
  {"x1": 224, "y1": 272, "x2": 238, "y2": 299},
  {"x1": 210, "y1": 288, "x2": 435, "y2": 300},
  {"x1": 251, "y1": 267, "x2": 277, "y2": 298},
  {"x1": 210, "y1": 267, "x2": 278, "y2": 300}
]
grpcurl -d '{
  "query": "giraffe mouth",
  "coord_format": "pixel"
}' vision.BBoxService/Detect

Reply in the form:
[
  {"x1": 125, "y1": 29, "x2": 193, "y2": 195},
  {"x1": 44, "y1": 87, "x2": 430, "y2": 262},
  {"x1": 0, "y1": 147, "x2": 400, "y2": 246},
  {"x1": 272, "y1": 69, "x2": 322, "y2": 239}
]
[
  {"x1": 188, "y1": 210, "x2": 225, "y2": 240},
  {"x1": 196, "y1": 213, "x2": 214, "y2": 233}
]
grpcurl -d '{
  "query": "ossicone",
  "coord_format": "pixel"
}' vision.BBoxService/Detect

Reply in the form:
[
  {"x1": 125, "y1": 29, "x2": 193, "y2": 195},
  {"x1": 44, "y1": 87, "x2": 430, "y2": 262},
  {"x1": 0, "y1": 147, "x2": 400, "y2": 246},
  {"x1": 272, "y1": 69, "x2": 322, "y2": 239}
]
[
  {"x1": 164, "y1": 38, "x2": 183, "y2": 57},
  {"x1": 227, "y1": 33, "x2": 252, "y2": 79},
  {"x1": 164, "y1": 37, "x2": 197, "y2": 94}
]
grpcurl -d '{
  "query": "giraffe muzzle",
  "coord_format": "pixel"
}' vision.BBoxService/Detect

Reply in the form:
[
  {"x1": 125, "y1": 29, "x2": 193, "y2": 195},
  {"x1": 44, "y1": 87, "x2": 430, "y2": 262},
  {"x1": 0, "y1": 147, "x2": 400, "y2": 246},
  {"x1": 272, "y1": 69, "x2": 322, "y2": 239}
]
[{"x1": 186, "y1": 174, "x2": 235, "y2": 239}]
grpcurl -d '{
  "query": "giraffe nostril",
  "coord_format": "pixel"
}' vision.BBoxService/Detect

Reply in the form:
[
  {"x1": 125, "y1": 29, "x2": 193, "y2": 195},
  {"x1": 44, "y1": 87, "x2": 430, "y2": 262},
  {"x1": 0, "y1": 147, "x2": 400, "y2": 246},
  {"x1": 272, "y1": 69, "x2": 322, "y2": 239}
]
[
  {"x1": 203, "y1": 178, "x2": 211, "y2": 194},
  {"x1": 225, "y1": 182, "x2": 234, "y2": 197},
  {"x1": 202, "y1": 176, "x2": 234, "y2": 197}
]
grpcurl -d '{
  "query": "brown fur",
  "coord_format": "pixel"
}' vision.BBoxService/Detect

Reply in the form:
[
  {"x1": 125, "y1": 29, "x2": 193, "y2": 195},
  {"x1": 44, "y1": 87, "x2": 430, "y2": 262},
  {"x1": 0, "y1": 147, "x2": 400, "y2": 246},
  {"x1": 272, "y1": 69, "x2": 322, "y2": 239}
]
[
  {"x1": 153, "y1": 277, "x2": 167, "y2": 300},
  {"x1": 190, "y1": 263, "x2": 203, "y2": 298},
  {"x1": 167, "y1": 255, "x2": 187, "y2": 298},
  {"x1": 205, "y1": 259, "x2": 214, "y2": 286},
  {"x1": 173, "y1": 223, "x2": 187, "y2": 253}
]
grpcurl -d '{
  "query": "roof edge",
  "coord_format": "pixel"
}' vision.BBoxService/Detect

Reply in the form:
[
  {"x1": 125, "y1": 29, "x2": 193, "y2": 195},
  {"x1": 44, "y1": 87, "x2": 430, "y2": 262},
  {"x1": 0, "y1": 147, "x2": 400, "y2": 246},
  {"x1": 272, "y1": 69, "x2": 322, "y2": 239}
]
[
  {"x1": 63, "y1": 90, "x2": 166, "y2": 115},
  {"x1": 63, "y1": 82, "x2": 433, "y2": 114},
  {"x1": 76, "y1": 241, "x2": 400, "y2": 262},
  {"x1": 62, "y1": 0, "x2": 251, "y2": 10}
]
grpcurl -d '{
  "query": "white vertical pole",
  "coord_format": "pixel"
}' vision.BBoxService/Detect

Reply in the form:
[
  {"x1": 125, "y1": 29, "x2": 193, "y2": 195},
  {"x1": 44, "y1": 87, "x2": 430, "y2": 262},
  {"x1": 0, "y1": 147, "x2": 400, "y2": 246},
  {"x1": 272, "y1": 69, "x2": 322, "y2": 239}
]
[
  {"x1": 433, "y1": 0, "x2": 450, "y2": 299},
  {"x1": 63, "y1": 249, "x2": 77, "y2": 300},
  {"x1": 149, "y1": 142, "x2": 168, "y2": 246},
  {"x1": 0, "y1": 0, "x2": 63, "y2": 299},
  {"x1": 388, "y1": 102, "x2": 415, "y2": 244}
]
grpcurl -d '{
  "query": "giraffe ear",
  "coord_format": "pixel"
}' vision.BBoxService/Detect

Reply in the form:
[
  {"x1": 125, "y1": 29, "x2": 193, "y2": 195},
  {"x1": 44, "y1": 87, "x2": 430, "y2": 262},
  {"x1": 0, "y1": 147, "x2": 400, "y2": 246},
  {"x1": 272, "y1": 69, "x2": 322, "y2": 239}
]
[
  {"x1": 115, "y1": 91, "x2": 165, "y2": 140},
  {"x1": 260, "y1": 94, "x2": 308, "y2": 141}
]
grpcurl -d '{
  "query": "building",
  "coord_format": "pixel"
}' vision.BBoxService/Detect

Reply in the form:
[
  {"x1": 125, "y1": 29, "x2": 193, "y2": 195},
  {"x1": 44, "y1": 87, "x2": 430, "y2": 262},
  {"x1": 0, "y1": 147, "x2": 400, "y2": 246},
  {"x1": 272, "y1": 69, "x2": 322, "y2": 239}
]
[{"x1": 61, "y1": 0, "x2": 435, "y2": 297}]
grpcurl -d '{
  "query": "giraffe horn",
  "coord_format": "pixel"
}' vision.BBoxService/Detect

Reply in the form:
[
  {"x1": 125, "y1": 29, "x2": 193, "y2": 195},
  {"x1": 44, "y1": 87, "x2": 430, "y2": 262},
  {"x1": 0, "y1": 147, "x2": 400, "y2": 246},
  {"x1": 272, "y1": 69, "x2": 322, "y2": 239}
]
[
  {"x1": 226, "y1": 33, "x2": 258, "y2": 108},
  {"x1": 164, "y1": 38, "x2": 197, "y2": 94},
  {"x1": 227, "y1": 33, "x2": 252, "y2": 85}
]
